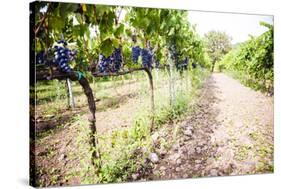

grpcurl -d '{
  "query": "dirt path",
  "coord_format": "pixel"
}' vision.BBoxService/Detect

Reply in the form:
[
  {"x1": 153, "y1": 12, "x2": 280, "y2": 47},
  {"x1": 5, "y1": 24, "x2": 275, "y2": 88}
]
[{"x1": 140, "y1": 73, "x2": 273, "y2": 180}]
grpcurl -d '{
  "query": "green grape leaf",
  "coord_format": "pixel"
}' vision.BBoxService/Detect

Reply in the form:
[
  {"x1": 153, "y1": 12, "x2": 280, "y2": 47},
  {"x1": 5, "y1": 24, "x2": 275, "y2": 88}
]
[{"x1": 100, "y1": 38, "x2": 114, "y2": 57}]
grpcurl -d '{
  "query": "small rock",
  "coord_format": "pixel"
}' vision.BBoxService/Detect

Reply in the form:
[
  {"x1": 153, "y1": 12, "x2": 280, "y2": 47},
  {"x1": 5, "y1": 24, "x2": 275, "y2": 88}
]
[
  {"x1": 160, "y1": 166, "x2": 166, "y2": 171},
  {"x1": 198, "y1": 141, "x2": 206, "y2": 147},
  {"x1": 58, "y1": 154, "x2": 66, "y2": 161},
  {"x1": 195, "y1": 147, "x2": 202, "y2": 154},
  {"x1": 149, "y1": 153, "x2": 159, "y2": 163},
  {"x1": 218, "y1": 171, "x2": 224, "y2": 176},
  {"x1": 151, "y1": 132, "x2": 159, "y2": 143},
  {"x1": 159, "y1": 148, "x2": 167, "y2": 156},
  {"x1": 153, "y1": 170, "x2": 160, "y2": 175},
  {"x1": 172, "y1": 143, "x2": 180, "y2": 151},
  {"x1": 194, "y1": 164, "x2": 201, "y2": 170},
  {"x1": 186, "y1": 126, "x2": 193, "y2": 131},
  {"x1": 202, "y1": 145, "x2": 208, "y2": 151},
  {"x1": 175, "y1": 167, "x2": 181, "y2": 172},
  {"x1": 210, "y1": 169, "x2": 218, "y2": 176},
  {"x1": 179, "y1": 146, "x2": 187, "y2": 153},
  {"x1": 183, "y1": 129, "x2": 193, "y2": 137},
  {"x1": 195, "y1": 159, "x2": 202, "y2": 164},
  {"x1": 188, "y1": 148, "x2": 196, "y2": 155},
  {"x1": 206, "y1": 158, "x2": 214, "y2": 165},
  {"x1": 176, "y1": 158, "x2": 182, "y2": 165},
  {"x1": 131, "y1": 173, "x2": 139, "y2": 180},
  {"x1": 169, "y1": 153, "x2": 181, "y2": 161},
  {"x1": 142, "y1": 147, "x2": 149, "y2": 154}
]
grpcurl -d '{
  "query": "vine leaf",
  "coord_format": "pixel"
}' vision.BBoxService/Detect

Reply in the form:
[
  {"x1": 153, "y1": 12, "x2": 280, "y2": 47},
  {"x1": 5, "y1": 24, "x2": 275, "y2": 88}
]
[
  {"x1": 100, "y1": 38, "x2": 114, "y2": 57},
  {"x1": 114, "y1": 24, "x2": 124, "y2": 37}
]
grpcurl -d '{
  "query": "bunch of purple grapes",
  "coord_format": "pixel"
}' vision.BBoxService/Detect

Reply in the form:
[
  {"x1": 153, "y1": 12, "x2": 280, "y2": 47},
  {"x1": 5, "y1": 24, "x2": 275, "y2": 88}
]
[
  {"x1": 98, "y1": 55, "x2": 111, "y2": 73},
  {"x1": 53, "y1": 40, "x2": 77, "y2": 73},
  {"x1": 36, "y1": 51, "x2": 48, "y2": 65},
  {"x1": 192, "y1": 62, "x2": 197, "y2": 69},
  {"x1": 176, "y1": 57, "x2": 189, "y2": 70},
  {"x1": 131, "y1": 46, "x2": 153, "y2": 68},
  {"x1": 132, "y1": 46, "x2": 141, "y2": 64},
  {"x1": 98, "y1": 48, "x2": 123, "y2": 73},
  {"x1": 141, "y1": 48, "x2": 153, "y2": 68},
  {"x1": 35, "y1": 39, "x2": 77, "y2": 73},
  {"x1": 183, "y1": 57, "x2": 189, "y2": 68},
  {"x1": 112, "y1": 47, "x2": 122, "y2": 71}
]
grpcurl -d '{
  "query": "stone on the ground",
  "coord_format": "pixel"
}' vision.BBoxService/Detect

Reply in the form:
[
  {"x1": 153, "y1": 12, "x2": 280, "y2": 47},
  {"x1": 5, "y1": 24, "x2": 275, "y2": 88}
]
[
  {"x1": 183, "y1": 129, "x2": 193, "y2": 137},
  {"x1": 169, "y1": 153, "x2": 181, "y2": 161},
  {"x1": 172, "y1": 143, "x2": 180, "y2": 151},
  {"x1": 151, "y1": 132, "x2": 159, "y2": 143},
  {"x1": 176, "y1": 158, "x2": 182, "y2": 165},
  {"x1": 158, "y1": 148, "x2": 167, "y2": 156},
  {"x1": 195, "y1": 159, "x2": 202, "y2": 164},
  {"x1": 210, "y1": 169, "x2": 218, "y2": 176},
  {"x1": 188, "y1": 148, "x2": 196, "y2": 155},
  {"x1": 160, "y1": 166, "x2": 166, "y2": 171},
  {"x1": 131, "y1": 173, "x2": 139, "y2": 180},
  {"x1": 149, "y1": 153, "x2": 159, "y2": 163},
  {"x1": 58, "y1": 154, "x2": 66, "y2": 161},
  {"x1": 195, "y1": 147, "x2": 202, "y2": 154}
]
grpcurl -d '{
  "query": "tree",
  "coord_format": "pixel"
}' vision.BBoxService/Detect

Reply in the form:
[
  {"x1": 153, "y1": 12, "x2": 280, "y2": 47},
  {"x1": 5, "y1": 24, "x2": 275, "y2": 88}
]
[{"x1": 204, "y1": 31, "x2": 232, "y2": 72}]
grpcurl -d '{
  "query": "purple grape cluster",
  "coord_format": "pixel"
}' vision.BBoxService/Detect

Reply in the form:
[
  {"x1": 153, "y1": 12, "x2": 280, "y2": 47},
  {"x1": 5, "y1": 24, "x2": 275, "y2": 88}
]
[
  {"x1": 132, "y1": 46, "x2": 141, "y2": 64},
  {"x1": 176, "y1": 57, "x2": 189, "y2": 70},
  {"x1": 183, "y1": 57, "x2": 189, "y2": 65},
  {"x1": 35, "y1": 39, "x2": 77, "y2": 73},
  {"x1": 36, "y1": 51, "x2": 48, "y2": 65},
  {"x1": 141, "y1": 48, "x2": 153, "y2": 68},
  {"x1": 53, "y1": 42, "x2": 75, "y2": 73},
  {"x1": 57, "y1": 39, "x2": 67, "y2": 46},
  {"x1": 98, "y1": 55, "x2": 111, "y2": 73},
  {"x1": 192, "y1": 62, "x2": 197, "y2": 69},
  {"x1": 131, "y1": 46, "x2": 153, "y2": 68},
  {"x1": 98, "y1": 48, "x2": 123, "y2": 73}
]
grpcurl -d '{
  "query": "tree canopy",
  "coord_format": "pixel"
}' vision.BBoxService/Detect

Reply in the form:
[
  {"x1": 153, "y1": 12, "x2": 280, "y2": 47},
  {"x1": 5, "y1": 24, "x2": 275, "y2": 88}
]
[{"x1": 204, "y1": 31, "x2": 232, "y2": 72}]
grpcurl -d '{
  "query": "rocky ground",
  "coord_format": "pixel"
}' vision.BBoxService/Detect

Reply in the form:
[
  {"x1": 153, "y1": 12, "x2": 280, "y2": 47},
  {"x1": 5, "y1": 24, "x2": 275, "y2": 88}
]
[{"x1": 135, "y1": 73, "x2": 273, "y2": 181}]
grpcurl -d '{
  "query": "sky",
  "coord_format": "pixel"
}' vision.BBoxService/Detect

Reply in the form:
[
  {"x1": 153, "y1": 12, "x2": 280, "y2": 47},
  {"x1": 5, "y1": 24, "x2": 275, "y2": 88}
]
[{"x1": 187, "y1": 10, "x2": 273, "y2": 44}]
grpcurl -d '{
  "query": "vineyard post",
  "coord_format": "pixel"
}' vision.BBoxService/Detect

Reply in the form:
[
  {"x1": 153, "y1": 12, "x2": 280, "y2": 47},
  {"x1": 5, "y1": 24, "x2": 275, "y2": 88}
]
[
  {"x1": 185, "y1": 69, "x2": 189, "y2": 92},
  {"x1": 168, "y1": 56, "x2": 175, "y2": 106},
  {"x1": 171, "y1": 60, "x2": 175, "y2": 104},
  {"x1": 144, "y1": 68, "x2": 155, "y2": 132},
  {"x1": 155, "y1": 68, "x2": 159, "y2": 83},
  {"x1": 65, "y1": 78, "x2": 75, "y2": 109}
]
